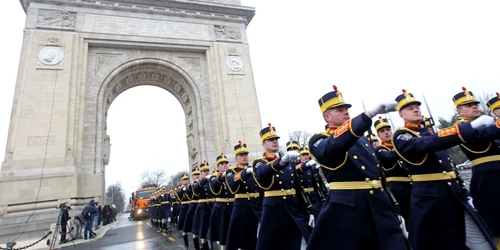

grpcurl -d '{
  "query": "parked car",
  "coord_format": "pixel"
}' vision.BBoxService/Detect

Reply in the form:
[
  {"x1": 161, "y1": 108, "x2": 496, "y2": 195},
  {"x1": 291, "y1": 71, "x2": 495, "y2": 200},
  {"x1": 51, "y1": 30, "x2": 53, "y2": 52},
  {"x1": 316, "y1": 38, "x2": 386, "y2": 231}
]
[{"x1": 456, "y1": 160, "x2": 472, "y2": 170}]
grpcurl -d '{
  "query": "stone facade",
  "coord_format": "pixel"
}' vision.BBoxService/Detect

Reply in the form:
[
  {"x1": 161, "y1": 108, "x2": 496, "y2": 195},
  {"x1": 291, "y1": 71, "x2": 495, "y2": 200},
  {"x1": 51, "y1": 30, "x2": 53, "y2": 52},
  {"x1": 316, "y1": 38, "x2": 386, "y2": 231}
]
[{"x1": 0, "y1": 0, "x2": 261, "y2": 242}]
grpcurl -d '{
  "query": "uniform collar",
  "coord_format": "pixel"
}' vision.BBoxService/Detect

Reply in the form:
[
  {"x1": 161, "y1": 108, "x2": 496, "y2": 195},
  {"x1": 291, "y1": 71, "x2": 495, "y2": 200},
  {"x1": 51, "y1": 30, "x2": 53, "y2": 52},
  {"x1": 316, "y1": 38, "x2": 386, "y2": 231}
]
[
  {"x1": 326, "y1": 126, "x2": 338, "y2": 135},
  {"x1": 404, "y1": 122, "x2": 421, "y2": 130},
  {"x1": 381, "y1": 141, "x2": 393, "y2": 148},
  {"x1": 264, "y1": 152, "x2": 278, "y2": 161},
  {"x1": 236, "y1": 164, "x2": 246, "y2": 169}
]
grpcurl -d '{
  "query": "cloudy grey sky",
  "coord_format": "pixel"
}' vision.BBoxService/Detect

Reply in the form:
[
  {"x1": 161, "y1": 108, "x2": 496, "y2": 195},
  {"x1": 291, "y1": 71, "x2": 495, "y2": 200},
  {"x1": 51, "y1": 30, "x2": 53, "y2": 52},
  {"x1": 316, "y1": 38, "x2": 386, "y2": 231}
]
[{"x1": 1, "y1": 1, "x2": 500, "y2": 199}]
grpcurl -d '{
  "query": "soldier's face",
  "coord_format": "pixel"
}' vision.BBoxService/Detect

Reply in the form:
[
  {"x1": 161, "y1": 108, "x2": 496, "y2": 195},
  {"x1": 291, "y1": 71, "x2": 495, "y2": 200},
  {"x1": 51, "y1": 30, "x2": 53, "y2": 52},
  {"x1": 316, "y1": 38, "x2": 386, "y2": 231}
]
[
  {"x1": 235, "y1": 153, "x2": 249, "y2": 165},
  {"x1": 263, "y1": 138, "x2": 280, "y2": 152},
  {"x1": 182, "y1": 179, "x2": 188, "y2": 185},
  {"x1": 324, "y1": 106, "x2": 350, "y2": 126},
  {"x1": 300, "y1": 153, "x2": 310, "y2": 162},
  {"x1": 201, "y1": 169, "x2": 210, "y2": 178},
  {"x1": 457, "y1": 103, "x2": 481, "y2": 119},
  {"x1": 377, "y1": 127, "x2": 392, "y2": 142},
  {"x1": 493, "y1": 108, "x2": 500, "y2": 118},
  {"x1": 218, "y1": 162, "x2": 229, "y2": 172},
  {"x1": 193, "y1": 174, "x2": 200, "y2": 181},
  {"x1": 399, "y1": 104, "x2": 422, "y2": 123},
  {"x1": 372, "y1": 141, "x2": 379, "y2": 147}
]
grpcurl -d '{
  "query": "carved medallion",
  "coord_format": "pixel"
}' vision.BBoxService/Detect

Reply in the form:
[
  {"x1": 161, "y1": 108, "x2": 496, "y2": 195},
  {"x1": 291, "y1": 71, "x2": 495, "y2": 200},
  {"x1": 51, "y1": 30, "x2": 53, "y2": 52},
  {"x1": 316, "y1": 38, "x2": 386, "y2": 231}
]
[
  {"x1": 38, "y1": 46, "x2": 64, "y2": 66},
  {"x1": 226, "y1": 56, "x2": 244, "y2": 72}
]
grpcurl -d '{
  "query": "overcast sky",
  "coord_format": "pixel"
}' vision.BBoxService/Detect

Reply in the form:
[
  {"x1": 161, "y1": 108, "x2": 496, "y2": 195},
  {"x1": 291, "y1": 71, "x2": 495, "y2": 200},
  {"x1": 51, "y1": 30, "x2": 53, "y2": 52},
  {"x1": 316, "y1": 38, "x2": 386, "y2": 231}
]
[{"x1": 1, "y1": 1, "x2": 500, "y2": 200}]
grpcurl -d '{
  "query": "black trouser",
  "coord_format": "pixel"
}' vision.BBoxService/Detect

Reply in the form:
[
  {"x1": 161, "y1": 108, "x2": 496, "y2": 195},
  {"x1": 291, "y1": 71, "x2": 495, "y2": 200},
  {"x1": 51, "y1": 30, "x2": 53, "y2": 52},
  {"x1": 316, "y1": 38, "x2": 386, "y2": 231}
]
[{"x1": 60, "y1": 223, "x2": 67, "y2": 242}]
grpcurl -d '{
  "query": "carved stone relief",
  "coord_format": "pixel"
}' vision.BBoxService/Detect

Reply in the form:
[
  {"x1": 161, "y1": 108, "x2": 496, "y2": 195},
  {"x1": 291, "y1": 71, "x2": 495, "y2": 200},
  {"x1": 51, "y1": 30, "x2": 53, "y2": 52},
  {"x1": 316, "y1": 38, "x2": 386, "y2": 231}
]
[
  {"x1": 186, "y1": 133, "x2": 197, "y2": 159},
  {"x1": 226, "y1": 55, "x2": 244, "y2": 72},
  {"x1": 37, "y1": 9, "x2": 76, "y2": 28},
  {"x1": 103, "y1": 135, "x2": 111, "y2": 166},
  {"x1": 96, "y1": 54, "x2": 120, "y2": 72},
  {"x1": 37, "y1": 46, "x2": 64, "y2": 69},
  {"x1": 214, "y1": 25, "x2": 241, "y2": 41}
]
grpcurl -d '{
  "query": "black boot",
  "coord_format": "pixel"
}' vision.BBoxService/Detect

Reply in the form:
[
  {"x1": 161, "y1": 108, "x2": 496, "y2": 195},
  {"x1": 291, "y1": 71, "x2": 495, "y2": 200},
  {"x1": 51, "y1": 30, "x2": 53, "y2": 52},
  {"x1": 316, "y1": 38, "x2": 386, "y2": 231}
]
[
  {"x1": 193, "y1": 237, "x2": 200, "y2": 250},
  {"x1": 183, "y1": 234, "x2": 189, "y2": 248},
  {"x1": 202, "y1": 241, "x2": 210, "y2": 250}
]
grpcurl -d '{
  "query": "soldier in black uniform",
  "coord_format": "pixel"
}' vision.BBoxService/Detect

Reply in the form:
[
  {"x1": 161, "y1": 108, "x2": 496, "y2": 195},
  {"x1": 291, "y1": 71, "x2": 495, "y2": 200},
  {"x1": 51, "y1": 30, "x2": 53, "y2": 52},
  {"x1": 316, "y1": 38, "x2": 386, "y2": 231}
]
[
  {"x1": 296, "y1": 145, "x2": 326, "y2": 221},
  {"x1": 307, "y1": 85, "x2": 408, "y2": 250},
  {"x1": 225, "y1": 141, "x2": 262, "y2": 250},
  {"x1": 192, "y1": 161, "x2": 213, "y2": 250},
  {"x1": 392, "y1": 88, "x2": 496, "y2": 250},
  {"x1": 367, "y1": 133, "x2": 379, "y2": 148},
  {"x1": 453, "y1": 87, "x2": 500, "y2": 247},
  {"x1": 487, "y1": 92, "x2": 500, "y2": 119},
  {"x1": 177, "y1": 174, "x2": 190, "y2": 232},
  {"x1": 209, "y1": 153, "x2": 232, "y2": 250},
  {"x1": 373, "y1": 116, "x2": 411, "y2": 231},
  {"x1": 252, "y1": 125, "x2": 311, "y2": 250},
  {"x1": 183, "y1": 167, "x2": 201, "y2": 250}
]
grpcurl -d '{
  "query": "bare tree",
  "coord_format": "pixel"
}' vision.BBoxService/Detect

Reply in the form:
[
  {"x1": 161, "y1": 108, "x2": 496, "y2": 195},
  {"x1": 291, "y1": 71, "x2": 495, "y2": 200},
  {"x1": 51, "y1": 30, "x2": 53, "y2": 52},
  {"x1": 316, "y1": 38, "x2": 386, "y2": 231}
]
[
  {"x1": 165, "y1": 171, "x2": 186, "y2": 190},
  {"x1": 477, "y1": 91, "x2": 495, "y2": 115},
  {"x1": 140, "y1": 169, "x2": 168, "y2": 188},
  {"x1": 106, "y1": 182, "x2": 126, "y2": 212},
  {"x1": 288, "y1": 130, "x2": 313, "y2": 147}
]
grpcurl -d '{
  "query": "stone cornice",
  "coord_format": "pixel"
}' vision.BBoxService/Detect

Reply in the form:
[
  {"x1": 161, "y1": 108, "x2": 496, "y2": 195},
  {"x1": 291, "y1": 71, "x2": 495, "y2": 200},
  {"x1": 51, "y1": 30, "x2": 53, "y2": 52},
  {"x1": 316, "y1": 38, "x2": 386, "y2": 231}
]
[{"x1": 22, "y1": 0, "x2": 255, "y2": 25}]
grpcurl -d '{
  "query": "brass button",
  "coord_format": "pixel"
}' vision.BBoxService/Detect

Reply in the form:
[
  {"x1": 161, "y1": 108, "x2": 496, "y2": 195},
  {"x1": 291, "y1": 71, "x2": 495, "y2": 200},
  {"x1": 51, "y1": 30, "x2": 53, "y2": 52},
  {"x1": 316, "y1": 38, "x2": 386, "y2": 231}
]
[
  {"x1": 247, "y1": 198, "x2": 250, "y2": 200},
  {"x1": 365, "y1": 178, "x2": 370, "y2": 182},
  {"x1": 243, "y1": 181, "x2": 246, "y2": 184},
  {"x1": 443, "y1": 171, "x2": 447, "y2": 174},
  {"x1": 369, "y1": 190, "x2": 374, "y2": 195},
  {"x1": 447, "y1": 182, "x2": 452, "y2": 186},
  {"x1": 365, "y1": 143, "x2": 369, "y2": 147},
  {"x1": 291, "y1": 174, "x2": 294, "y2": 176},
  {"x1": 283, "y1": 196, "x2": 287, "y2": 200},
  {"x1": 439, "y1": 160, "x2": 443, "y2": 164},
  {"x1": 381, "y1": 188, "x2": 384, "y2": 192},
  {"x1": 291, "y1": 181, "x2": 294, "y2": 183},
  {"x1": 361, "y1": 166, "x2": 366, "y2": 170},
  {"x1": 276, "y1": 174, "x2": 280, "y2": 177},
  {"x1": 353, "y1": 155, "x2": 358, "y2": 160},
  {"x1": 279, "y1": 181, "x2": 282, "y2": 184},
  {"x1": 372, "y1": 153, "x2": 376, "y2": 156}
]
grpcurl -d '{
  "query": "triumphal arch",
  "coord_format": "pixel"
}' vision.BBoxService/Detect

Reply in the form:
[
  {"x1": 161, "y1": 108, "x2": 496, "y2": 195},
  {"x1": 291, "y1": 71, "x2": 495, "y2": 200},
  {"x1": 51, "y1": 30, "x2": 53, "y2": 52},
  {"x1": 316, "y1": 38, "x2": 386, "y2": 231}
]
[{"x1": 0, "y1": 0, "x2": 262, "y2": 241}]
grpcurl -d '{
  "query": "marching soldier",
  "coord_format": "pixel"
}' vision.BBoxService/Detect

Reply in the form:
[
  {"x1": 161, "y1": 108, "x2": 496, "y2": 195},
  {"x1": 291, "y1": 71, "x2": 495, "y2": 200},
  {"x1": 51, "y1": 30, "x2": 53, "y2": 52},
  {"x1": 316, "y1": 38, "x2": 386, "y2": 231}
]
[
  {"x1": 177, "y1": 174, "x2": 191, "y2": 232},
  {"x1": 392, "y1": 88, "x2": 496, "y2": 250},
  {"x1": 192, "y1": 161, "x2": 213, "y2": 250},
  {"x1": 373, "y1": 116, "x2": 411, "y2": 230},
  {"x1": 182, "y1": 167, "x2": 201, "y2": 250},
  {"x1": 296, "y1": 145, "x2": 326, "y2": 220},
  {"x1": 307, "y1": 85, "x2": 408, "y2": 250},
  {"x1": 252, "y1": 125, "x2": 311, "y2": 250},
  {"x1": 487, "y1": 92, "x2": 500, "y2": 119},
  {"x1": 225, "y1": 141, "x2": 262, "y2": 250},
  {"x1": 453, "y1": 87, "x2": 500, "y2": 247},
  {"x1": 367, "y1": 133, "x2": 379, "y2": 148},
  {"x1": 170, "y1": 188, "x2": 179, "y2": 227},
  {"x1": 209, "y1": 153, "x2": 233, "y2": 250}
]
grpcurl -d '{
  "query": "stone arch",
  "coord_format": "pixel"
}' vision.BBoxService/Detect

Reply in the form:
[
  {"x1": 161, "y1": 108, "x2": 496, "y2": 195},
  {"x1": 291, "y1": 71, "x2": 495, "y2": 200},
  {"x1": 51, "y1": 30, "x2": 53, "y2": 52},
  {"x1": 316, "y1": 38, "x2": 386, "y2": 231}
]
[{"x1": 83, "y1": 57, "x2": 213, "y2": 178}]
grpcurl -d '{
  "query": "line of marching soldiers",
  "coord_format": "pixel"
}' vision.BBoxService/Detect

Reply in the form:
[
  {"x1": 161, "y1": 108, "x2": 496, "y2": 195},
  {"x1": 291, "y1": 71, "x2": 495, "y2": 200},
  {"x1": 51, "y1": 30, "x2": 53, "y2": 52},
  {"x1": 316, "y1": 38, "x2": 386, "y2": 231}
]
[{"x1": 146, "y1": 86, "x2": 500, "y2": 250}]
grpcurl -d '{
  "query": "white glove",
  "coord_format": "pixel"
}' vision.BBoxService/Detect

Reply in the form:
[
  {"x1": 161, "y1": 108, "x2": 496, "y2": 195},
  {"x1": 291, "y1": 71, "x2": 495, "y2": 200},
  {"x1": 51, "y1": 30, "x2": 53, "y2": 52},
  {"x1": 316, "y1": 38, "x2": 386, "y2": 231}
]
[
  {"x1": 167, "y1": 217, "x2": 171, "y2": 222},
  {"x1": 398, "y1": 215, "x2": 409, "y2": 238},
  {"x1": 308, "y1": 215, "x2": 315, "y2": 228},
  {"x1": 245, "y1": 167, "x2": 254, "y2": 174},
  {"x1": 170, "y1": 207, "x2": 173, "y2": 212},
  {"x1": 470, "y1": 115, "x2": 495, "y2": 129},
  {"x1": 368, "y1": 103, "x2": 386, "y2": 116},
  {"x1": 468, "y1": 197, "x2": 476, "y2": 210},
  {"x1": 382, "y1": 101, "x2": 398, "y2": 112},
  {"x1": 281, "y1": 151, "x2": 300, "y2": 164},
  {"x1": 182, "y1": 187, "x2": 186, "y2": 191},
  {"x1": 205, "y1": 175, "x2": 211, "y2": 180},
  {"x1": 222, "y1": 171, "x2": 227, "y2": 177},
  {"x1": 306, "y1": 160, "x2": 317, "y2": 167}
]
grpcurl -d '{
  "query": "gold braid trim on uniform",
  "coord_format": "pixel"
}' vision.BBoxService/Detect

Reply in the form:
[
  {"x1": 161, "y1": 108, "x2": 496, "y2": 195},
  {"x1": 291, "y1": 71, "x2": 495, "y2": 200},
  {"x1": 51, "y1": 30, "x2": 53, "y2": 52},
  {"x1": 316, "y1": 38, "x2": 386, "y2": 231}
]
[
  {"x1": 225, "y1": 168, "x2": 240, "y2": 195},
  {"x1": 378, "y1": 145, "x2": 398, "y2": 171},
  {"x1": 191, "y1": 181, "x2": 200, "y2": 197},
  {"x1": 460, "y1": 142, "x2": 492, "y2": 154},
  {"x1": 252, "y1": 158, "x2": 275, "y2": 190},
  {"x1": 393, "y1": 128, "x2": 428, "y2": 166},
  {"x1": 311, "y1": 152, "x2": 349, "y2": 171},
  {"x1": 209, "y1": 179, "x2": 222, "y2": 195}
]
